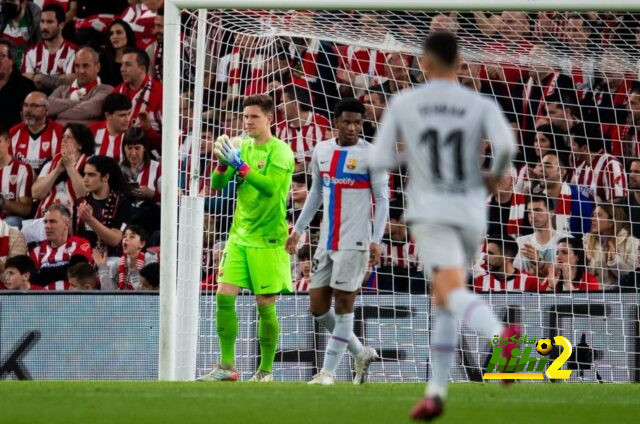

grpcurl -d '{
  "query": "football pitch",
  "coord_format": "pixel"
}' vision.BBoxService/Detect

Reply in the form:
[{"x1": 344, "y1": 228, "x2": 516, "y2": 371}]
[{"x1": 0, "y1": 381, "x2": 638, "y2": 423}]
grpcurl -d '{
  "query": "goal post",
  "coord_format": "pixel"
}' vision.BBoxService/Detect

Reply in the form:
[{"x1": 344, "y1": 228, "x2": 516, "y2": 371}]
[{"x1": 161, "y1": 0, "x2": 640, "y2": 382}]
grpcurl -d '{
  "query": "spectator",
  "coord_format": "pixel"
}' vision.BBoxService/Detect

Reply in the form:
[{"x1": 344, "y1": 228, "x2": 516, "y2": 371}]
[
  {"x1": 120, "y1": 0, "x2": 160, "y2": 47},
  {"x1": 67, "y1": 261, "x2": 98, "y2": 290},
  {"x1": 99, "y1": 19, "x2": 136, "y2": 87},
  {"x1": 514, "y1": 195, "x2": 568, "y2": 277},
  {"x1": 623, "y1": 159, "x2": 640, "y2": 239},
  {"x1": 608, "y1": 81, "x2": 640, "y2": 159},
  {"x1": 120, "y1": 128, "x2": 160, "y2": 238},
  {"x1": 540, "y1": 93, "x2": 579, "y2": 147},
  {"x1": 560, "y1": 13, "x2": 596, "y2": 101},
  {"x1": 545, "y1": 237, "x2": 600, "y2": 292},
  {"x1": 534, "y1": 151, "x2": 576, "y2": 234},
  {"x1": 2, "y1": 254, "x2": 41, "y2": 290},
  {"x1": 89, "y1": 92, "x2": 131, "y2": 162},
  {"x1": 276, "y1": 84, "x2": 330, "y2": 173},
  {"x1": 583, "y1": 203, "x2": 638, "y2": 288},
  {"x1": 201, "y1": 239, "x2": 224, "y2": 292},
  {"x1": 0, "y1": 39, "x2": 35, "y2": 129},
  {"x1": 0, "y1": 0, "x2": 41, "y2": 68},
  {"x1": 74, "y1": 155, "x2": 131, "y2": 255},
  {"x1": 287, "y1": 173, "x2": 319, "y2": 232},
  {"x1": 0, "y1": 216, "x2": 27, "y2": 279},
  {"x1": 68, "y1": 0, "x2": 130, "y2": 48},
  {"x1": 22, "y1": 4, "x2": 76, "y2": 93},
  {"x1": 139, "y1": 261, "x2": 159, "y2": 290},
  {"x1": 94, "y1": 224, "x2": 156, "y2": 290},
  {"x1": 514, "y1": 125, "x2": 560, "y2": 194},
  {"x1": 361, "y1": 86, "x2": 387, "y2": 142},
  {"x1": 474, "y1": 236, "x2": 544, "y2": 292},
  {"x1": 32, "y1": 122, "x2": 94, "y2": 217},
  {"x1": 570, "y1": 123, "x2": 627, "y2": 203},
  {"x1": 145, "y1": 5, "x2": 162, "y2": 82},
  {"x1": 47, "y1": 46, "x2": 113, "y2": 125},
  {"x1": 10, "y1": 91, "x2": 62, "y2": 173},
  {"x1": 28, "y1": 204, "x2": 92, "y2": 289},
  {"x1": 114, "y1": 46, "x2": 162, "y2": 151},
  {"x1": 485, "y1": 165, "x2": 517, "y2": 239},
  {"x1": 215, "y1": 33, "x2": 266, "y2": 98},
  {"x1": 294, "y1": 243, "x2": 313, "y2": 292},
  {"x1": 0, "y1": 126, "x2": 33, "y2": 228}
]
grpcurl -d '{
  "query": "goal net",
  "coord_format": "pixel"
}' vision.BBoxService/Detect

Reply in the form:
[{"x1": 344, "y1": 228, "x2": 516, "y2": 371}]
[{"x1": 166, "y1": 4, "x2": 640, "y2": 382}]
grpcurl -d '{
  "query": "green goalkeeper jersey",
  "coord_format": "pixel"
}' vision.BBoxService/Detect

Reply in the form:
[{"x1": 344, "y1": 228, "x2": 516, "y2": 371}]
[{"x1": 211, "y1": 135, "x2": 295, "y2": 248}]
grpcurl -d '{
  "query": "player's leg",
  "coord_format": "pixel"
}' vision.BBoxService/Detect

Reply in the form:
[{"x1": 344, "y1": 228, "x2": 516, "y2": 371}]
[{"x1": 247, "y1": 246, "x2": 292, "y2": 381}]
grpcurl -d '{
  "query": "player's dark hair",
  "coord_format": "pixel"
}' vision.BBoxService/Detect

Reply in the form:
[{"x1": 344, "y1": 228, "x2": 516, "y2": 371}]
[
  {"x1": 42, "y1": 4, "x2": 65, "y2": 24},
  {"x1": 243, "y1": 94, "x2": 274, "y2": 116},
  {"x1": 121, "y1": 127, "x2": 151, "y2": 166},
  {"x1": 102, "y1": 93, "x2": 132, "y2": 116},
  {"x1": 334, "y1": 98, "x2": 366, "y2": 119},
  {"x1": 283, "y1": 85, "x2": 312, "y2": 112},
  {"x1": 4, "y1": 255, "x2": 36, "y2": 277},
  {"x1": 63, "y1": 123, "x2": 96, "y2": 156},
  {"x1": 527, "y1": 194, "x2": 554, "y2": 212},
  {"x1": 123, "y1": 46, "x2": 151, "y2": 72},
  {"x1": 124, "y1": 224, "x2": 148, "y2": 245},
  {"x1": 422, "y1": 31, "x2": 458, "y2": 68},
  {"x1": 86, "y1": 155, "x2": 130, "y2": 195},
  {"x1": 67, "y1": 263, "x2": 98, "y2": 288},
  {"x1": 486, "y1": 236, "x2": 519, "y2": 259},
  {"x1": 140, "y1": 262, "x2": 160, "y2": 288}
]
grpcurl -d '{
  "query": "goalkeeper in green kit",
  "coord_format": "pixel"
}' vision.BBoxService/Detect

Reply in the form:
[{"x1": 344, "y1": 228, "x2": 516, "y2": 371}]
[{"x1": 198, "y1": 95, "x2": 294, "y2": 382}]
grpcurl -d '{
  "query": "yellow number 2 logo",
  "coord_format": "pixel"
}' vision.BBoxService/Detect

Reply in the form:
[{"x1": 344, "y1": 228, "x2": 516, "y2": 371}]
[{"x1": 545, "y1": 336, "x2": 572, "y2": 379}]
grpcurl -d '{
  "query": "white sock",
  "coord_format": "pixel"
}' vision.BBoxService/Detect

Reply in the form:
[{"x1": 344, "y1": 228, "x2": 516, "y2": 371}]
[
  {"x1": 426, "y1": 307, "x2": 458, "y2": 399},
  {"x1": 446, "y1": 288, "x2": 504, "y2": 337},
  {"x1": 314, "y1": 308, "x2": 364, "y2": 357},
  {"x1": 321, "y1": 312, "x2": 354, "y2": 375}
]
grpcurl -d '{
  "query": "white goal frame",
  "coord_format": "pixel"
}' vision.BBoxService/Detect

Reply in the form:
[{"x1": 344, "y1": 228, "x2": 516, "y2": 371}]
[{"x1": 160, "y1": 0, "x2": 640, "y2": 381}]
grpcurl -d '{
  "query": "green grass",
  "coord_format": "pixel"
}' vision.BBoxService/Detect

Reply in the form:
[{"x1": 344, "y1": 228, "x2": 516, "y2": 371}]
[{"x1": 0, "y1": 382, "x2": 639, "y2": 424}]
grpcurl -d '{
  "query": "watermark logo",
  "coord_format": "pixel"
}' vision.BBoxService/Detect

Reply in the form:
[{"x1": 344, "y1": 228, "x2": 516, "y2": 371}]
[{"x1": 483, "y1": 335, "x2": 573, "y2": 380}]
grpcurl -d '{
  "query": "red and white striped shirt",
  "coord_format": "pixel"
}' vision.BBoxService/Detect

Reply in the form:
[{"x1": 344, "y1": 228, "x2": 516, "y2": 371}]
[
  {"x1": 21, "y1": 40, "x2": 77, "y2": 76},
  {"x1": 572, "y1": 153, "x2": 626, "y2": 203},
  {"x1": 473, "y1": 270, "x2": 545, "y2": 292},
  {"x1": 294, "y1": 277, "x2": 310, "y2": 292},
  {"x1": 119, "y1": 3, "x2": 156, "y2": 46},
  {"x1": 35, "y1": 153, "x2": 88, "y2": 218},
  {"x1": 89, "y1": 121, "x2": 124, "y2": 162},
  {"x1": 29, "y1": 235, "x2": 93, "y2": 290},
  {"x1": 508, "y1": 182, "x2": 573, "y2": 235},
  {"x1": 113, "y1": 75, "x2": 163, "y2": 133},
  {"x1": 0, "y1": 159, "x2": 33, "y2": 218},
  {"x1": 380, "y1": 240, "x2": 422, "y2": 271},
  {"x1": 9, "y1": 120, "x2": 62, "y2": 173},
  {"x1": 128, "y1": 160, "x2": 161, "y2": 203},
  {"x1": 276, "y1": 112, "x2": 330, "y2": 164}
]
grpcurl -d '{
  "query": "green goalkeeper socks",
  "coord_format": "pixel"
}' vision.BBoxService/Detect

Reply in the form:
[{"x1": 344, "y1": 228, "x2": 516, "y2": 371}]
[
  {"x1": 216, "y1": 293, "x2": 238, "y2": 366},
  {"x1": 257, "y1": 303, "x2": 279, "y2": 373}
]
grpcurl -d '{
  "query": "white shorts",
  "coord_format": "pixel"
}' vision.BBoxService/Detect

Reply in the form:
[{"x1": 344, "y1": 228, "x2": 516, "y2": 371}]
[
  {"x1": 411, "y1": 222, "x2": 483, "y2": 277},
  {"x1": 309, "y1": 248, "x2": 369, "y2": 292}
]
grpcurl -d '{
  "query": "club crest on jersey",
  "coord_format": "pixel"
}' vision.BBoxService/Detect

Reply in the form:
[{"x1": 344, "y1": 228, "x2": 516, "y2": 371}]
[
  {"x1": 42, "y1": 142, "x2": 50, "y2": 151},
  {"x1": 322, "y1": 174, "x2": 331, "y2": 187},
  {"x1": 346, "y1": 158, "x2": 357, "y2": 170},
  {"x1": 257, "y1": 158, "x2": 265, "y2": 169}
]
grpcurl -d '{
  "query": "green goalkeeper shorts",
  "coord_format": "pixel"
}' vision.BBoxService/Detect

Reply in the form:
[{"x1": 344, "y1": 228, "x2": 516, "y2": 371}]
[{"x1": 218, "y1": 241, "x2": 292, "y2": 294}]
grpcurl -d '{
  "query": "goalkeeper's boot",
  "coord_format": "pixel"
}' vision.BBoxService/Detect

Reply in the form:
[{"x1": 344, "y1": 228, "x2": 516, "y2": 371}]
[
  {"x1": 308, "y1": 370, "x2": 335, "y2": 385},
  {"x1": 197, "y1": 363, "x2": 238, "y2": 382},
  {"x1": 353, "y1": 346, "x2": 379, "y2": 385},
  {"x1": 409, "y1": 396, "x2": 444, "y2": 421},
  {"x1": 249, "y1": 370, "x2": 273, "y2": 382},
  {"x1": 500, "y1": 324, "x2": 521, "y2": 385}
]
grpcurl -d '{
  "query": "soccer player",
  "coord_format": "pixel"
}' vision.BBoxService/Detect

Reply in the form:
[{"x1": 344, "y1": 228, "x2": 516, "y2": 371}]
[
  {"x1": 286, "y1": 98, "x2": 389, "y2": 385},
  {"x1": 369, "y1": 32, "x2": 518, "y2": 420},
  {"x1": 198, "y1": 94, "x2": 294, "y2": 382}
]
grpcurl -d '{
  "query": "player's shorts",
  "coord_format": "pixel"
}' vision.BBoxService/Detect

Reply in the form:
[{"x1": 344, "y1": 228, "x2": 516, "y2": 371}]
[
  {"x1": 411, "y1": 221, "x2": 483, "y2": 277},
  {"x1": 309, "y1": 247, "x2": 369, "y2": 292},
  {"x1": 218, "y1": 241, "x2": 292, "y2": 294}
]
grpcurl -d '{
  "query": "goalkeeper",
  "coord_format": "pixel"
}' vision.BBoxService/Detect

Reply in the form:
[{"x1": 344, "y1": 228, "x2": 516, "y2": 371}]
[{"x1": 199, "y1": 95, "x2": 294, "y2": 382}]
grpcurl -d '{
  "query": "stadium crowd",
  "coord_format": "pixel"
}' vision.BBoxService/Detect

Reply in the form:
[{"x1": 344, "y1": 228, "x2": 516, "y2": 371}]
[{"x1": 0, "y1": 2, "x2": 639, "y2": 293}]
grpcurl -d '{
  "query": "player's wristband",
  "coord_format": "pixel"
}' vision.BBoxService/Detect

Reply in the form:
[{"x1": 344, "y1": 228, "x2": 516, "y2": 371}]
[
  {"x1": 237, "y1": 163, "x2": 250, "y2": 178},
  {"x1": 215, "y1": 164, "x2": 229, "y2": 173}
]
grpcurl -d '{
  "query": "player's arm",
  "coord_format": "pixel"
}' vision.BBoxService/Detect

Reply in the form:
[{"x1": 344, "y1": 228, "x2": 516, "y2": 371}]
[
  {"x1": 482, "y1": 100, "x2": 517, "y2": 187},
  {"x1": 369, "y1": 168, "x2": 390, "y2": 266},
  {"x1": 210, "y1": 163, "x2": 235, "y2": 190},
  {"x1": 369, "y1": 99, "x2": 400, "y2": 171},
  {"x1": 242, "y1": 164, "x2": 289, "y2": 198},
  {"x1": 292, "y1": 150, "x2": 323, "y2": 234}
]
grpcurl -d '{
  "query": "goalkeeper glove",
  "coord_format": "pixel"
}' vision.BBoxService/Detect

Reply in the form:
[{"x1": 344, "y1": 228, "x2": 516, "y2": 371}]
[{"x1": 219, "y1": 136, "x2": 250, "y2": 177}]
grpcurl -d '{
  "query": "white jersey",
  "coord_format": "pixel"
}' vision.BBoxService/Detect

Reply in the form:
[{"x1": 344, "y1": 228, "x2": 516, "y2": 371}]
[
  {"x1": 369, "y1": 80, "x2": 515, "y2": 229},
  {"x1": 293, "y1": 138, "x2": 389, "y2": 251}
]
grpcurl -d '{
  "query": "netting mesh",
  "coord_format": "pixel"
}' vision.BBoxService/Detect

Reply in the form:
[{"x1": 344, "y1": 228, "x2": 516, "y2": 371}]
[{"x1": 172, "y1": 9, "x2": 640, "y2": 382}]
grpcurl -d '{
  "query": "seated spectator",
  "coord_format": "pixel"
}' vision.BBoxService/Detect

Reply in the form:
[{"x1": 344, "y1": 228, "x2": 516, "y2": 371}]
[
  {"x1": 74, "y1": 155, "x2": 131, "y2": 255},
  {"x1": 22, "y1": 4, "x2": 76, "y2": 93},
  {"x1": 139, "y1": 261, "x2": 159, "y2": 290},
  {"x1": 68, "y1": 0, "x2": 130, "y2": 49},
  {"x1": 10, "y1": 91, "x2": 62, "y2": 173},
  {"x1": 89, "y1": 92, "x2": 131, "y2": 162},
  {"x1": 485, "y1": 165, "x2": 517, "y2": 239},
  {"x1": 514, "y1": 195, "x2": 569, "y2": 277},
  {"x1": 216, "y1": 33, "x2": 266, "y2": 98},
  {"x1": 0, "y1": 39, "x2": 36, "y2": 129},
  {"x1": 145, "y1": 5, "x2": 163, "y2": 82},
  {"x1": 539, "y1": 94, "x2": 579, "y2": 148},
  {"x1": 47, "y1": 46, "x2": 113, "y2": 126},
  {"x1": 0, "y1": 126, "x2": 33, "y2": 228},
  {"x1": 294, "y1": 243, "x2": 313, "y2": 292},
  {"x1": 120, "y1": 128, "x2": 160, "y2": 238},
  {"x1": 2, "y1": 254, "x2": 41, "y2": 290},
  {"x1": 514, "y1": 125, "x2": 560, "y2": 194},
  {"x1": 474, "y1": 236, "x2": 544, "y2": 292},
  {"x1": 114, "y1": 46, "x2": 162, "y2": 150},
  {"x1": 120, "y1": 0, "x2": 159, "y2": 47},
  {"x1": 608, "y1": 81, "x2": 640, "y2": 160},
  {"x1": 0, "y1": 0, "x2": 42, "y2": 68},
  {"x1": 31, "y1": 122, "x2": 94, "y2": 217},
  {"x1": 583, "y1": 203, "x2": 638, "y2": 288},
  {"x1": 94, "y1": 224, "x2": 157, "y2": 290},
  {"x1": 559, "y1": 13, "x2": 596, "y2": 102},
  {"x1": 29, "y1": 204, "x2": 92, "y2": 289},
  {"x1": 67, "y1": 261, "x2": 98, "y2": 290},
  {"x1": 99, "y1": 19, "x2": 136, "y2": 87},
  {"x1": 545, "y1": 237, "x2": 600, "y2": 292},
  {"x1": 276, "y1": 85, "x2": 330, "y2": 173},
  {"x1": 0, "y1": 217, "x2": 27, "y2": 283},
  {"x1": 623, "y1": 159, "x2": 640, "y2": 239},
  {"x1": 361, "y1": 86, "x2": 387, "y2": 142}
]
